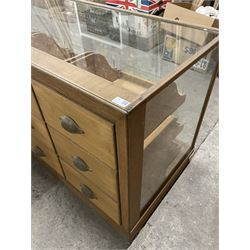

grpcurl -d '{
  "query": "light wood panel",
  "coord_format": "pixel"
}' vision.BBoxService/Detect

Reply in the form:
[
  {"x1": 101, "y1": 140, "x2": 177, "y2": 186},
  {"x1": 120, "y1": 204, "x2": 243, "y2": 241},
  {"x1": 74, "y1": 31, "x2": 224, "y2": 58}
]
[
  {"x1": 144, "y1": 82, "x2": 186, "y2": 138},
  {"x1": 121, "y1": 72, "x2": 154, "y2": 89},
  {"x1": 115, "y1": 116, "x2": 129, "y2": 231},
  {"x1": 49, "y1": 126, "x2": 119, "y2": 201},
  {"x1": 114, "y1": 78, "x2": 147, "y2": 95},
  {"x1": 32, "y1": 65, "x2": 126, "y2": 123},
  {"x1": 33, "y1": 81, "x2": 117, "y2": 169},
  {"x1": 127, "y1": 104, "x2": 146, "y2": 230},
  {"x1": 113, "y1": 73, "x2": 153, "y2": 96},
  {"x1": 32, "y1": 115, "x2": 54, "y2": 151},
  {"x1": 144, "y1": 115, "x2": 174, "y2": 149},
  {"x1": 32, "y1": 48, "x2": 139, "y2": 107},
  {"x1": 32, "y1": 136, "x2": 64, "y2": 177},
  {"x1": 32, "y1": 90, "x2": 43, "y2": 121},
  {"x1": 62, "y1": 160, "x2": 120, "y2": 224}
]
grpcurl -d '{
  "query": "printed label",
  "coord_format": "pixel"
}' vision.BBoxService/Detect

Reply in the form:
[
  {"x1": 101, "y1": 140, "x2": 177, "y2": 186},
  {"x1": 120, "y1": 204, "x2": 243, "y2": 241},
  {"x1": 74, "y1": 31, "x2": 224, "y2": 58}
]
[
  {"x1": 193, "y1": 58, "x2": 209, "y2": 71},
  {"x1": 112, "y1": 97, "x2": 131, "y2": 108}
]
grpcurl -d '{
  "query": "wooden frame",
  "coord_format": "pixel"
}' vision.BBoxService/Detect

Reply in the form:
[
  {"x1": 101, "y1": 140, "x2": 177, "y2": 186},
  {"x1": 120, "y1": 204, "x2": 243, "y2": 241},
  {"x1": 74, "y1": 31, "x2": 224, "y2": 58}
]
[
  {"x1": 32, "y1": 2, "x2": 219, "y2": 241},
  {"x1": 32, "y1": 51, "x2": 218, "y2": 241}
]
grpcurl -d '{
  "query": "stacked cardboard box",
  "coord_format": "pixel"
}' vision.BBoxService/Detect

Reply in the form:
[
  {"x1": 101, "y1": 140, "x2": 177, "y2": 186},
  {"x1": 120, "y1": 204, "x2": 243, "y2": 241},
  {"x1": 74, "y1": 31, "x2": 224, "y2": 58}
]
[
  {"x1": 162, "y1": 2, "x2": 218, "y2": 72},
  {"x1": 105, "y1": 0, "x2": 172, "y2": 51},
  {"x1": 110, "y1": 12, "x2": 164, "y2": 51},
  {"x1": 76, "y1": 1, "x2": 165, "y2": 51}
]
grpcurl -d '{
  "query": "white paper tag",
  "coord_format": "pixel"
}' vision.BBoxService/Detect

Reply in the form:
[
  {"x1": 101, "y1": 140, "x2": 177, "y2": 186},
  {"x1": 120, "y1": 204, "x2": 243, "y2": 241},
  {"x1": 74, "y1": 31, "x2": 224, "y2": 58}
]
[
  {"x1": 193, "y1": 58, "x2": 209, "y2": 71},
  {"x1": 112, "y1": 97, "x2": 130, "y2": 108}
]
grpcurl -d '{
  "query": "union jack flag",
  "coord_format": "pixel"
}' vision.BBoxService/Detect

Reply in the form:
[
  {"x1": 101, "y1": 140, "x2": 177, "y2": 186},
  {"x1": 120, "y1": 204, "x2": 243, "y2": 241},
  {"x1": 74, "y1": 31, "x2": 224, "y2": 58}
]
[{"x1": 105, "y1": 0, "x2": 171, "y2": 14}]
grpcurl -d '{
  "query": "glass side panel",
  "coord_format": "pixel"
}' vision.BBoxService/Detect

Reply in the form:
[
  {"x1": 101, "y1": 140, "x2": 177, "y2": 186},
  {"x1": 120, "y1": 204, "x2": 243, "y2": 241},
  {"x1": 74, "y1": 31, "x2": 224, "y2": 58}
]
[
  {"x1": 31, "y1": 0, "x2": 218, "y2": 110},
  {"x1": 140, "y1": 48, "x2": 218, "y2": 210}
]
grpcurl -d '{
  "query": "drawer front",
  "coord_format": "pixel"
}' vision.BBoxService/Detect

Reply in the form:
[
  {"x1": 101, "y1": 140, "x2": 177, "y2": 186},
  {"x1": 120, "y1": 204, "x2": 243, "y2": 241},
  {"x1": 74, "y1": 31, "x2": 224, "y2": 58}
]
[
  {"x1": 32, "y1": 81, "x2": 117, "y2": 169},
  {"x1": 62, "y1": 160, "x2": 120, "y2": 224},
  {"x1": 32, "y1": 117, "x2": 54, "y2": 151},
  {"x1": 32, "y1": 136, "x2": 64, "y2": 177},
  {"x1": 49, "y1": 127, "x2": 118, "y2": 202},
  {"x1": 32, "y1": 90, "x2": 43, "y2": 121}
]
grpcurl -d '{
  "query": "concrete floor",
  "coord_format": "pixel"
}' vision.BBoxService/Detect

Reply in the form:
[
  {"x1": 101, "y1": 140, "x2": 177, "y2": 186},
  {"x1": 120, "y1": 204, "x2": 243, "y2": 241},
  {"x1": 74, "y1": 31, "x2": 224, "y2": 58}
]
[{"x1": 32, "y1": 78, "x2": 218, "y2": 250}]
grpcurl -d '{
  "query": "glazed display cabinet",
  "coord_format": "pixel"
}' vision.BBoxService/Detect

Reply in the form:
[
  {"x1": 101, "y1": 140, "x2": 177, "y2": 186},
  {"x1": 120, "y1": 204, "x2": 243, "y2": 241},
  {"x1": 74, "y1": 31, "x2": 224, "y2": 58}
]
[{"x1": 31, "y1": 0, "x2": 219, "y2": 240}]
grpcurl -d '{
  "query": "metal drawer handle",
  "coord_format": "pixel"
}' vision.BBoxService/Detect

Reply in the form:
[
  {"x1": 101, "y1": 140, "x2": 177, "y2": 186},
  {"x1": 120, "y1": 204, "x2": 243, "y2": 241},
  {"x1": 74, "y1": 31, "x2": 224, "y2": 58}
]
[
  {"x1": 59, "y1": 115, "x2": 84, "y2": 134},
  {"x1": 72, "y1": 156, "x2": 90, "y2": 172},
  {"x1": 32, "y1": 146, "x2": 45, "y2": 158},
  {"x1": 80, "y1": 184, "x2": 96, "y2": 199}
]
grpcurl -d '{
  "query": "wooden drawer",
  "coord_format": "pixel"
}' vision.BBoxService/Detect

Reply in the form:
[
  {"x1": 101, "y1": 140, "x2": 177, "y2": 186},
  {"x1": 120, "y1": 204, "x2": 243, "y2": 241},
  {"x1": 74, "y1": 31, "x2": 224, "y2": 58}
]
[
  {"x1": 32, "y1": 81, "x2": 117, "y2": 169},
  {"x1": 32, "y1": 116, "x2": 54, "y2": 151},
  {"x1": 62, "y1": 160, "x2": 120, "y2": 224},
  {"x1": 31, "y1": 116, "x2": 55, "y2": 151},
  {"x1": 32, "y1": 90, "x2": 43, "y2": 121},
  {"x1": 32, "y1": 136, "x2": 64, "y2": 177},
  {"x1": 49, "y1": 126, "x2": 118, "y2": 202}
]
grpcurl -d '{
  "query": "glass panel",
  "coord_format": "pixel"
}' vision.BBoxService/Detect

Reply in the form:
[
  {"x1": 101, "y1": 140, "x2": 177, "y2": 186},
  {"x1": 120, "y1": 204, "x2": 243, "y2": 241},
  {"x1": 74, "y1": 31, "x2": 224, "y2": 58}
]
[
  {"x1": 31, "y1": 0, "x2": 218, "y2": 110},
  {"x1": 140, "y1": 48, "x2": 218, "y2": 210}
]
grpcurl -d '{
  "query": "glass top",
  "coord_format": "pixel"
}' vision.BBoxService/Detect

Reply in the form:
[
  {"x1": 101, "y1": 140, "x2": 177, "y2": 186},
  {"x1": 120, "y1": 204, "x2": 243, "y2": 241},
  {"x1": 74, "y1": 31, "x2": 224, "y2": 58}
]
[{"x1": 31, "y1": 0, "x2": 218, "y2": 110}]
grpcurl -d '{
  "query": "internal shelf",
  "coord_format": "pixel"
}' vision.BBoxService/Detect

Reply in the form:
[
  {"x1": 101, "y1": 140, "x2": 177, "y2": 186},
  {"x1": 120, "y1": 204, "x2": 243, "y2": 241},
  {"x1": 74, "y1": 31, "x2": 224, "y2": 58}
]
[
  {"x1": 144, "y1": 115, "x2": 175, "y2": 149},
  {"x1": 141, "y1": 117, "x2": 186, "y2": 209},
  {"x1": 144, "y1": 82, "x2": 186, "y2": 138}
]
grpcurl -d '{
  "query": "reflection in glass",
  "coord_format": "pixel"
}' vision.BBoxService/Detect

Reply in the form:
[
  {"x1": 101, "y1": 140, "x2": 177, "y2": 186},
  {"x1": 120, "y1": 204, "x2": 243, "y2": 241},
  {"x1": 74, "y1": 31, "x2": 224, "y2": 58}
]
[
  {"x1": 32, "y1": 0, "x2": 218, "y2": 110},
  {"x1": 140, "y1": 48, "x2": 218, "y2": 209}
]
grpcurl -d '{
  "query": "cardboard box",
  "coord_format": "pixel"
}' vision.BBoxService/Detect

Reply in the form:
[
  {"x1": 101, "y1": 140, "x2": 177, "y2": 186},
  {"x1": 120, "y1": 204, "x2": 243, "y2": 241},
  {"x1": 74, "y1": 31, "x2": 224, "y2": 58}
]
[
  {"x1": 112, "y1": 12, "x2": 158, "y2": 38},
  {"x1": 109, "y1": 12, "x2": 164, "y2": 51},
  {"x1": 105, "y1": 0, "x2": 171, "y2": 14},
  {"x1": 162, "y1": 34, "x2": 211, "y2": 73},
  {"x1": 162, "y1": 3, "x2": 218, "y2": 46}
]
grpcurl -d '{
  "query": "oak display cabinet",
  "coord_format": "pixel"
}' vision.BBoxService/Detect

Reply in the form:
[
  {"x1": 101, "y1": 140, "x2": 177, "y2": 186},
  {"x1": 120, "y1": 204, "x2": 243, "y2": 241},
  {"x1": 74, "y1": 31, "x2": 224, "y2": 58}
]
[{"x1": 31, "y1": 0, "x2": 219, "y2": 241}]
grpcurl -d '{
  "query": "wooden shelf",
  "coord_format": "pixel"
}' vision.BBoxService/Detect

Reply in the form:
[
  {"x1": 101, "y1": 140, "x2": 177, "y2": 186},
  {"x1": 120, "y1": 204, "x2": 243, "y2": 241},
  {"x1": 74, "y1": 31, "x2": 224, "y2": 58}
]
[
  {"x1": 144, "y1": 81, "x2": 186, "y2": 138},
  {"x1": 144, "y1": 115, "x2": 174, "y2": 149},
  {"x1": 141, "y1": 117, "x2": 184, "y2": 208}
]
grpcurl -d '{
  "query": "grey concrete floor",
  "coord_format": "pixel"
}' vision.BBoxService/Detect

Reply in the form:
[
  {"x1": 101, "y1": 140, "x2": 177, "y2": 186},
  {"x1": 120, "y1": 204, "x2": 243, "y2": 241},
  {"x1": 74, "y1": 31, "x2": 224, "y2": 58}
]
[{"x1": 32, "y1": 79, "x2": 218, "y2": 250}]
